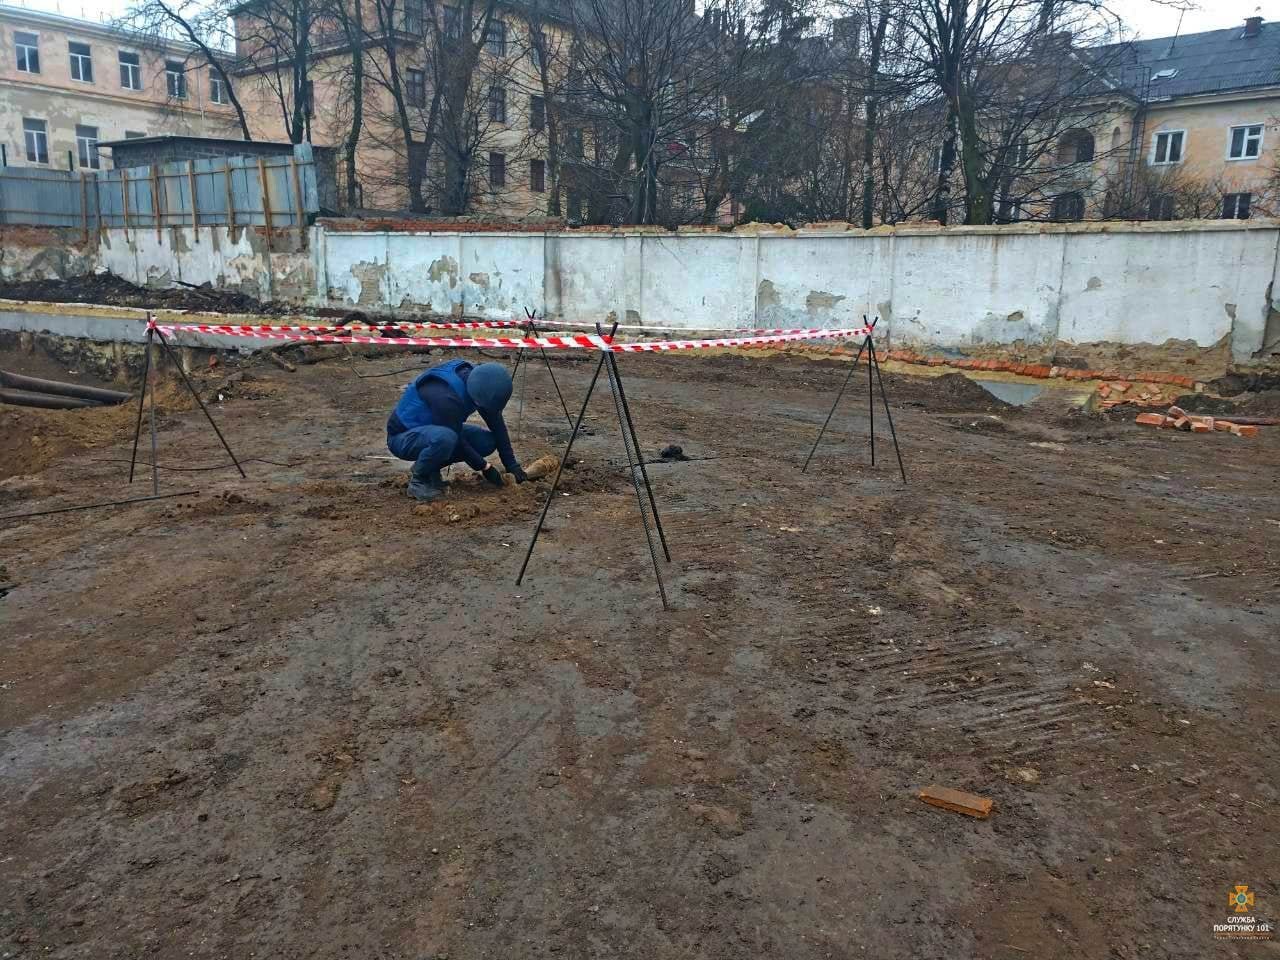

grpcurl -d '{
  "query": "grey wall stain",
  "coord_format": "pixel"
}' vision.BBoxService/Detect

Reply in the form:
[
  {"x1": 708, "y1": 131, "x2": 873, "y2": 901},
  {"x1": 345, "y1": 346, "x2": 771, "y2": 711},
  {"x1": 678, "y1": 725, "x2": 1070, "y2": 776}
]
[
  {"x1": 1086, "y1": 276, "x2": 1103, "y2": 290},
  {"x1": 805, "y1": 290, "x2": 847, "y2": 315},
  {"x1": 756, "y1": 279, "x2": 781, "y2": 309},
  {"x1": 428, "y1": 256, "x2": 459, "y2": 288}
]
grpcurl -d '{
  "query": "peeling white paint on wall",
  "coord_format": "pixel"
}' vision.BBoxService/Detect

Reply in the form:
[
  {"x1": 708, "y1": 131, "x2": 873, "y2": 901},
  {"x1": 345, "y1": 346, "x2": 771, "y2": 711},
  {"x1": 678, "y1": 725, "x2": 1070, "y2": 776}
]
[
  {"x1": 8, "y1": 220, "x2": 1278, "y2": 364},
  {"x1": 319, "y1": 222, "x2": 1279, "y2": 363}
]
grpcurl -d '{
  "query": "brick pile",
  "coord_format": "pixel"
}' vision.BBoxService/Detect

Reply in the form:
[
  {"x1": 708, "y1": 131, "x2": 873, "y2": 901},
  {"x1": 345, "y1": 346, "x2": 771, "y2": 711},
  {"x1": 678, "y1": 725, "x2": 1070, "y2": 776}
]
[{"x1": 1135, "y1": 406, "x2": 1262, "y2": 438}]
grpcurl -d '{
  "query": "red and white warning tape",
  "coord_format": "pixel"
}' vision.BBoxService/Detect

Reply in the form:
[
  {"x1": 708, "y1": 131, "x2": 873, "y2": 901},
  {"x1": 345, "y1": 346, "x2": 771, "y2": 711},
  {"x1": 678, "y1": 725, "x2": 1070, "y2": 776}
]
[
  {"x1": 148, "y1": 318, "x2": 875, "y2": 352},
  {"x1": 205, "y1": 317, "x2": 860, "y2": 338}
]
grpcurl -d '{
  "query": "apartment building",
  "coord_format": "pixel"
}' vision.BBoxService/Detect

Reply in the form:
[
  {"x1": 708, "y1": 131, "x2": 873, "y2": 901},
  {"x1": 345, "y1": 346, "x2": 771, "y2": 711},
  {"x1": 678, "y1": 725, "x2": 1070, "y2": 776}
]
[
  {"x1": 1048, "y1": 16, "x2": 1280, "y2": 221},
  {"x1": 0, "y1": 4, "x2": 240, "y2": 172}
]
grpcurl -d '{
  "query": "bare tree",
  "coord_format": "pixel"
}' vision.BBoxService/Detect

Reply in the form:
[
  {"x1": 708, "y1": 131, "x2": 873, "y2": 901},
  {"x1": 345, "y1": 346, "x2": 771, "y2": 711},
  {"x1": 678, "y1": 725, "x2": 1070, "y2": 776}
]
[
  {"x1": 233, "y1": 0, "x2": 321, "y2": 143},
  {"x1": 901, "y1": 0, "x2": 1125, "y2": 224},
  {"x1": 564, "y1": 0, "x2": 733, "y2": 224},
  {"x1": 119, "y1": 0, "x2": 254, "y2": 140}
]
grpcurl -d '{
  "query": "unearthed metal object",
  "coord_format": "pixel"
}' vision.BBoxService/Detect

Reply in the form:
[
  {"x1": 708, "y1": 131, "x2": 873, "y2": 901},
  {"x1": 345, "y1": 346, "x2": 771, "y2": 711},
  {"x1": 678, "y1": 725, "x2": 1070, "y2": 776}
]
[
  {"x1": 0, "y1": 387, "x2": 101, "y2": 410},
  {"x1": 0, "y1": 370, "x2": 131, "y2": 405}
]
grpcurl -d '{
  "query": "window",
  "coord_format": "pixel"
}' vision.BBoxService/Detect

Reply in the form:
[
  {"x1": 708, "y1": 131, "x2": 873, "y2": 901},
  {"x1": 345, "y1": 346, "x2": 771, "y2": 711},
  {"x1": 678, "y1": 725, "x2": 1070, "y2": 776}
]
[
  {"x1": 125, "y1": 130, "x2": 145, "y2": 139},
  {"x1": 530, "y1": 158, "x2": 545, "y2": 192},
  {"x1": 1222, "y1": 192, "x2": 1252, "y2": 220},
  {"x1": 15, "y1": 31, "x2": 39, "y2": 73},
  {"x1": 1070, "y1": 131, "x2": 1094, "y2": 163},
  {"x1": 406, "y1": 68, "x2": 425, "y2": 106},
  {"x1": 488, "y1": 85, "x2": 505, "y2": 123},
  {"x1": 1228, "y1": 124, "x2": 1263, "y2": 160},
  {"x1": 442, "y1": 6, "x2": 461, "y2": 39},
  {"x1": 566, "y1": 126, "x2": 583, "y2": 159},
  {"x1": 75, "y1": 124, "x2": 99, "y2": 169},
  {"x1": 1151, "y1": 130, "x2": 1184, "y2": 165},
  {"x1": 69, "y1": 40, "x2": 93, "y2": 82},
  {"x1": 166, "y1": 60, "x2": 187, "y2": 99},
  {"x1": 119, "y1": 50, "x2": 141, "y2": 89},
  {"x1": 23, "y1": 118, "x2": 48, "y2": 164},
  {"x1": 1052, "y1": 191, "x2": 1085, "y2": 221},
  {"x1": 530, "y1": 95, "x2": 545, "y2": 131},
  {"x1": 530, "y1": 29, "x2": 546, "y2": 69},
  {"x1": 404, "y1": 0, "x2": 425, "y2": 33},
  {"x1": 485, "y1": 19, "x2": 506, "y2": 55},
  {"x1": 489, "y1": 151, "x2": 505, "y2": 187},
  {"x1": 209, "y1": 70, "x2": 228, "y2": 103},
  {"x1": 1149, "y1": 194, "x2": 1175, "y2": 221}
]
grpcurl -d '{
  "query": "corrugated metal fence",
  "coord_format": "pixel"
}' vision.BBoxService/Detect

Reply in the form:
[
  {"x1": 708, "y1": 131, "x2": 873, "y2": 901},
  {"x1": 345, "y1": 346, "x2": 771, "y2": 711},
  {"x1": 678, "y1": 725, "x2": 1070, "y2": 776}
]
[{"x1": 0, "y1": 145, "x2": 319, "y2": 243}]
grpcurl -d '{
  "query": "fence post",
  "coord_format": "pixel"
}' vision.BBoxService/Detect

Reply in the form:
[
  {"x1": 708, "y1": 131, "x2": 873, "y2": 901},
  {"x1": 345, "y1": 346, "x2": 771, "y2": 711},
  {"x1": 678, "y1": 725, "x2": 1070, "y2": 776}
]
[
  {"x1": 257, "y1": 157, "x2": 274, "y2": 251},
  {"x1": 150, "y1": 164, "x2": 162, "y2": 241},
  {"x1": 121, "y1": 168, "x2": 131, "y2": 237},
  {"x1": 224, "y1": 158, "x2": 235, "y2": 230},
  {"x1": 80, "y1": 172, "x2": 88, "y2": 244},
  {"x1": 188, "y1": 160, "x2": 200, "y2": 243},
  {"x1": 289, "y1": 156, "x2": 307, "y2": 249}
]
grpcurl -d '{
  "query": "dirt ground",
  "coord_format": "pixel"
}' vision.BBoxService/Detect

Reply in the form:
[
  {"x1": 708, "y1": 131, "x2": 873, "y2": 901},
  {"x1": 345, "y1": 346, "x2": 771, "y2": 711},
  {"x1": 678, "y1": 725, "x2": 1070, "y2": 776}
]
[{"x1": 1, "y1": 344, "x2": 1278, "y2": 959}]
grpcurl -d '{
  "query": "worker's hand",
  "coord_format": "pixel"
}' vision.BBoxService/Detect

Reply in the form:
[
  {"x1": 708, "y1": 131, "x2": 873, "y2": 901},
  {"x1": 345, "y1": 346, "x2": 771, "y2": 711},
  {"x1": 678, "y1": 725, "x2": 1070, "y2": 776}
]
[
  {"x1": 510, "y1": 466, "x2": 529, "y2": 485},
  {"x1": 481, "y1": 465, "x2": 504, "y2": 488}
]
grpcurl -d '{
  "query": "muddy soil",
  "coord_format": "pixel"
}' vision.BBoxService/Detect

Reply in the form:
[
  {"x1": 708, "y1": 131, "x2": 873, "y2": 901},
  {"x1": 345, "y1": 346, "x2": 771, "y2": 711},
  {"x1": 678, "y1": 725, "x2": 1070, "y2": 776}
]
[{"x1": 1, "y1": 348, "x2": 1277, "y2": 959}]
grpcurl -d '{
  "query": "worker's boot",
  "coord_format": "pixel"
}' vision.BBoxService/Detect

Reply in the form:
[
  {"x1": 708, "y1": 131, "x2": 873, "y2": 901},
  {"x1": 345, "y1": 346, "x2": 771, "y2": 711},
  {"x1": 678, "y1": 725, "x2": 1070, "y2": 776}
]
[{"x1": 407, "y1": 469, "x2": 446, "y2": 502}]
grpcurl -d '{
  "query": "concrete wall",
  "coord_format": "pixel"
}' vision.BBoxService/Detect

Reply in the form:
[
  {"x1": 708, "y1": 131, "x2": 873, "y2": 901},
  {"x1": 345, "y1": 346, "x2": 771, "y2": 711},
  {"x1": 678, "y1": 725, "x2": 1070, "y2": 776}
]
[
  {"x1": 317, "y1": 221, "x2": 1280, "y2": 366},
  {"x1": 96, "y1": 224, "x2": 317, "y2": 303},
  {"x1": 5, "y1": 219, "x2": 1279, "y2": 371}
]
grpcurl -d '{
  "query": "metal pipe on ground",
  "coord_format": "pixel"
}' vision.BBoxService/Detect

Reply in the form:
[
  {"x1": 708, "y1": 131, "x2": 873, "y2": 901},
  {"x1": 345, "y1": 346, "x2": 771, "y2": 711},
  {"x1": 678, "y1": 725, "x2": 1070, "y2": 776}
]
[
  {"x1": 0, "y1": 388, "x2": 104, "y2": 410},
  {"x1": 0, "y1": 370, "x2": 132, "y2": 405}
]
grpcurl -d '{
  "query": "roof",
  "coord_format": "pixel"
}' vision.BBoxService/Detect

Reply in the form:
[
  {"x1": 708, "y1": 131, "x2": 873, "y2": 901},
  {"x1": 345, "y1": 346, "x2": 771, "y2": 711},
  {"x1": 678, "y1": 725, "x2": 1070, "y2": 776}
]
[
  {"x1": 1093, "y1": 19, "x2": 1280, "y2": 100},
  {"x1": 97, "y1": 135, "x2": 287, "y2": 149},
  {"x1": 0, "y1": 3, "x2": 197, "y2": 55}
]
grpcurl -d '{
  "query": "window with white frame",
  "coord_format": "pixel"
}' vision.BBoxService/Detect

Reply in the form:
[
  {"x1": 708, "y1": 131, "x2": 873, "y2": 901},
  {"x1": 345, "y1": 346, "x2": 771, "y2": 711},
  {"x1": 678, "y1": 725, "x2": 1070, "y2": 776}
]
[
  {"x1": 166, "y1": 60, "x2": 187, "y2": 99},
  {"x1": 1222, "y1": 192, "x2": 1252, "y2": 220},
  {"x1": 15, "y1": 31, "x2": 39, "y2": 73},
  {"x1": 76, "y1": 124, "x2": 100, "y2": 169},
  {"x1": 1151, "y1": 130, "x2": 1184, "y2": 165},
  {"x1": 119, "y1": 50, "x2": 141, "y2": 89},
  {"x1": 210, "y1": 70, "x2": 227, "y2": 103},
  {"x1": 23, "y1": 117, "x2": 48, "y2": 164},
  {"x1": 69, "y1": 40, "x2": 93, "y2": 82},
  {"x1": 1228, "y1": 124, "x2": 1263, "y2": 160}
]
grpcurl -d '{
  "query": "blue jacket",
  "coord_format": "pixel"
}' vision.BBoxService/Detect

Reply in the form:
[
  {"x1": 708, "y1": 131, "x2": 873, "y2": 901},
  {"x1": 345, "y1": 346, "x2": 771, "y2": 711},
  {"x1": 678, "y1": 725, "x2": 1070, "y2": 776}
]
[
  {"x1": 388, "y1": 358, "x2": 519, "y2": 472},
  {"x1": 392, "y1": 358, "x2": 473, "y2": 430}
]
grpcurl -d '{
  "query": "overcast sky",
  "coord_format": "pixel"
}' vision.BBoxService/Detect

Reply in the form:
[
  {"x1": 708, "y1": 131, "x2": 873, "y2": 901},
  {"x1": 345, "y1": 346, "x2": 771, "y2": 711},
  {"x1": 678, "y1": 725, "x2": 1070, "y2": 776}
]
[{"x1": 7, "y1": 0, "x2": 1280, "y2": 40}]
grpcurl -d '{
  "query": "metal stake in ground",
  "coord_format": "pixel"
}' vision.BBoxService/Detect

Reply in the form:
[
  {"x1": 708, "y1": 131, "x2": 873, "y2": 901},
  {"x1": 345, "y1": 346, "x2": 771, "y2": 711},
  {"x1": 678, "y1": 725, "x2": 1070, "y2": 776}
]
[
  {"x1": 868, "y1": 317, "x2": 876, "y2": 467},
  {"x1": 801, "y1": 317, "x2": 876, "y2": 473},
  {"x1": 128, "y1": 326, "x2": 155, "y2": 486},
  {"x1": 605, "y1": 348, "x2": 670, "y2": 562},
  {"x1": 521, "y1": 307, "x2": 575, "y2": 430},
  {"x1": 515, "y1": 324, "x2": 617, "y2": 587},
  {"x1": 148, "y1": 350, "x2": 160, "y2": 495},
  {"x1": 599, "y1": 325, "x2": 668, "y2": 608},
  {"x1": 868, "y1": 336, "x2": 907, "y2": 484},
  {"x1": 150, "y1": 322, "x2": 247, "y2": 478}
]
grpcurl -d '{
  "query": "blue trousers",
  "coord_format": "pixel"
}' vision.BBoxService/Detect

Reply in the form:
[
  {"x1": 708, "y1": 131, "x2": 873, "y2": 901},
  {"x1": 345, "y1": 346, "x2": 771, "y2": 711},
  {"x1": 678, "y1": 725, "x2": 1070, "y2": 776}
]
[{"x1": 387, "y1": 424, "x2": 496, "y2": 477}]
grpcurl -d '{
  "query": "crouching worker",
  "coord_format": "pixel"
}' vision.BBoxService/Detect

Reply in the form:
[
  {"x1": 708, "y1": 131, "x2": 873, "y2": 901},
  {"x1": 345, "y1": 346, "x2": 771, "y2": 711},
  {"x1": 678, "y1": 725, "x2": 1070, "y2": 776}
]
[{"x1": 387, "y1": 358, "x2": 528, "y2": 501}]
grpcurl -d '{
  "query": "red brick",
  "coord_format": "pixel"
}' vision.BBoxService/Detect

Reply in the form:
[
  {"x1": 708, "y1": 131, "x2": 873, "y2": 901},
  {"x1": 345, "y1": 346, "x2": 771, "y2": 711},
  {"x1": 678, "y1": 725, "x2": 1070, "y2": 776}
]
[
  {"x1": 1135, "y1": 413, "x2": 1167, "y2": 427},
  {"x1": 918, "y1": 785, "x2": 994, "y2": 819},
  {"x1": 1231, "y1": 424, "x2": 1260, "y2": 438}
]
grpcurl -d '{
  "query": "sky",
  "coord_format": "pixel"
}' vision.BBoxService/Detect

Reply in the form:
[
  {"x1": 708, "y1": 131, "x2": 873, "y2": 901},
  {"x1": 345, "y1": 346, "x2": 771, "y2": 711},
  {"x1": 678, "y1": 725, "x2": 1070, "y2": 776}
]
[{"x1": 6, "y1": 0, "x2": 1280, "y2": 40}]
